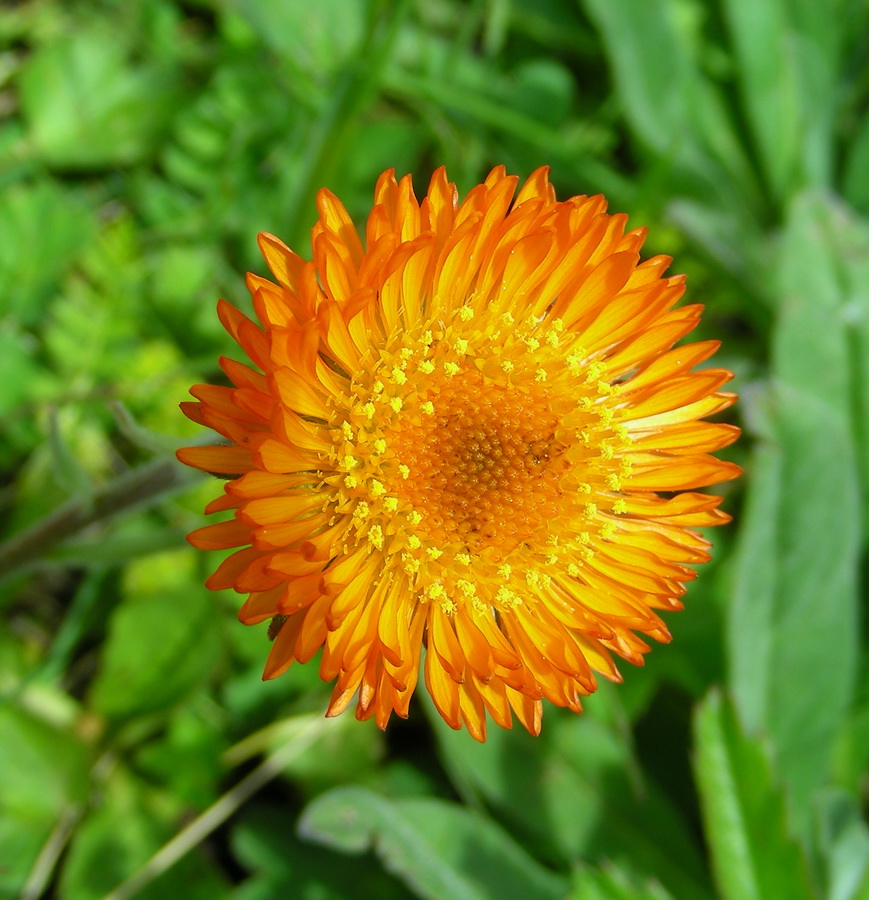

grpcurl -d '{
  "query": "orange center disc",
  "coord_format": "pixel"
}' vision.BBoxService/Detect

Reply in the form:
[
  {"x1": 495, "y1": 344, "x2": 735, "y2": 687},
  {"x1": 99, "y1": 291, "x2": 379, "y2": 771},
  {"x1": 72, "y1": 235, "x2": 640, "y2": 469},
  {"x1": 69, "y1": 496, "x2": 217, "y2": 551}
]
[{"x1": 391, "y1": 374, "x2": 568, "y2": 553}]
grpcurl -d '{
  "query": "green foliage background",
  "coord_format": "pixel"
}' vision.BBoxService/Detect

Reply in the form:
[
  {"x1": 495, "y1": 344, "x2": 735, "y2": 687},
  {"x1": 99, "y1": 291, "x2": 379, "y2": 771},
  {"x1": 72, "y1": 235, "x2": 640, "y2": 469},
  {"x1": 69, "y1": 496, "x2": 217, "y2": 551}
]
[{"x1": 1, "y1": 0, "x2": 867, "y2": 897}]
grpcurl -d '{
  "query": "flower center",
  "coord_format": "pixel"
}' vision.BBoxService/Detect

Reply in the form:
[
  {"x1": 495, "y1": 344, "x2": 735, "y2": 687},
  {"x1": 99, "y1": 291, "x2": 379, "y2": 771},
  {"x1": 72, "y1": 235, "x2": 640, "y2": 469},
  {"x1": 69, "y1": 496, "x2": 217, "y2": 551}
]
[{"x1": 392, "y1": 375, "x2": 567, "y2": 553}]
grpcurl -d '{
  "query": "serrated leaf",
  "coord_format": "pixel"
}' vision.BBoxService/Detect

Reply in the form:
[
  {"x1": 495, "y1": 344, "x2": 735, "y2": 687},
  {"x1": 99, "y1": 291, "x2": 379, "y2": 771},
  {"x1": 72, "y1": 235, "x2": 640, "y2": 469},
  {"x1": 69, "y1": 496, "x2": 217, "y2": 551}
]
[
  {"x1": 693, "y1": 691, "x2": 815, "y2": 900},
  {"x1": 299, "y1": 786, "x2": 567, "y2": 900},
  {"x1": 0, "y1": 179, "x2": 95, "y2": 327}
]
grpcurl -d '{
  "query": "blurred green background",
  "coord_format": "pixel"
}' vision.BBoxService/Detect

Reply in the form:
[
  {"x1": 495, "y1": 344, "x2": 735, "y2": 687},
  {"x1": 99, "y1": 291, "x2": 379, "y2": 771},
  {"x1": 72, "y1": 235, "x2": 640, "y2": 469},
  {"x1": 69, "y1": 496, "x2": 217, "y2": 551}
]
[{"x1": 1, "y1": 0, "x2": 867, "y2": 898}]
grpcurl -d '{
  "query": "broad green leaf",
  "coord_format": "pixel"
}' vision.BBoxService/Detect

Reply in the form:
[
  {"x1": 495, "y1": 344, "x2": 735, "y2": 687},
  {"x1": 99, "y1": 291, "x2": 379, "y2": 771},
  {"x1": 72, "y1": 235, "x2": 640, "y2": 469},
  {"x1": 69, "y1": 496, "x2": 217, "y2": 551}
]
[
  {"x1": 233, "y1": 805, "x2": 411, "y2": 900},
  {"x1": 427, "y1": 699, "x2": 713, "y2": 900},
  {"x1": 0, "y1": 703, "x2": 91, "y2": 821},
  {"x1": 693, "y1": 691, "x2": 815, "y2": 900},
  {"x1": 728, "y1": 192, "x2": 862, "y2": 823},
  {"x1": 0, "y1": 703, "x2": 91, "y2": 896},
  {"x1": 784, "y1": 0, "x2": 847, "y2": 188},
  {"x1": 579, "y1": 0, "x2": 758, "y2": 205},
  {"x1": 510, "y1": 0, "x2": 590, "y2": 51},
  {"x1": 133, "y1": 706, "x2": 228, "y2": 809},
  {"x1": 59, "y1": 764, "x2": 233, "y2": 900},
  {"x1": 720, "y1": 0, "x2": 803, "y2": 202},
  {"x1": 18, "y1": 26, "x2": 181, "y2": 168},
  {"x1": 277, "y1": 710, "x2": 385, "y2": 794},
  {"x1": 580, "y1": 0, "x2": 693, "y2": 154},
  {"x1": 722, "y1": 0, "x2": 845, "y2": 199},
  {"x1": 508, "y1": 58, "x2": 575, "y2": 127},
  {"x1": 298, "y1": 786, "x2": 568, "y2": 900},
  {"x1": 89, "y1": 585, "x2": 223, "y2": 720}
]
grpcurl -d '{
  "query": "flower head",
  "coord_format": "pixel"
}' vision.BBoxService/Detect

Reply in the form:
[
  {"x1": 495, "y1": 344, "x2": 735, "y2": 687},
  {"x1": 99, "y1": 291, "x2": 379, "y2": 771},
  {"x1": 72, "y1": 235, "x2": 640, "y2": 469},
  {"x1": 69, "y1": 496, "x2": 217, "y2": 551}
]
[{"x1": 178, "y1": 166, "x2": 740, "y2": 740}]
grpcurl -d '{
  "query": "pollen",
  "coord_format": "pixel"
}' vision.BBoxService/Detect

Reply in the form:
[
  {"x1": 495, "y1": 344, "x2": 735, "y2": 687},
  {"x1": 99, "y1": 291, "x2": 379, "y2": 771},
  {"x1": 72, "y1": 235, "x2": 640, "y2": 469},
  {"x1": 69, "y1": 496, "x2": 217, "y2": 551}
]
[{"x1": 368, "y1": 525, "x2": 384, "y2": 549}]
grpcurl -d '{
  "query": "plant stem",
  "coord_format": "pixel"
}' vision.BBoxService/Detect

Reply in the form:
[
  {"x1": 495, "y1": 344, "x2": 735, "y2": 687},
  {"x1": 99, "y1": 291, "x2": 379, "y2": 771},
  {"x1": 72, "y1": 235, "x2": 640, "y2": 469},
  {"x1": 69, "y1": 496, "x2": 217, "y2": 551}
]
[
  {"x1": 0, "y1": 454, "x2": 203, "y2": 584},
  {"x1": 99, "y1": 715, "x2": 332, "y2": 900}
]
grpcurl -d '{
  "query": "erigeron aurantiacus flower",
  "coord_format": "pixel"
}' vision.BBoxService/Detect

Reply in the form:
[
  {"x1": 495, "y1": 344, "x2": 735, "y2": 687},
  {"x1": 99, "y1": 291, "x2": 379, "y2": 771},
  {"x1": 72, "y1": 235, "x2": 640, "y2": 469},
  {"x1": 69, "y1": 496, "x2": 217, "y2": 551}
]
[{"x1": 178, "y1": 166, "x2": 740, "y2": 741}]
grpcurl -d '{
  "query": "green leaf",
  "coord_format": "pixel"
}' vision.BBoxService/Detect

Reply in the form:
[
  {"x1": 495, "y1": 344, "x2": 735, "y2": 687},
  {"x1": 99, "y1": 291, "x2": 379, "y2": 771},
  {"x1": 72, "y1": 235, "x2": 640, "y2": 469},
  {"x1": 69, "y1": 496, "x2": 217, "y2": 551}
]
[
  {"x1": 0, "y1": 703, "x2": 92, "y2": 897},
  {"x1": 692, "y1": 691, "x2": 815, "y2": 900},
  {"x1": 814, "y1": 789, "x2": 869, "y2": 900},
  {"x1": 18, "y1": 26, "x2": 180, "y2": 168},
  {"x1": 0, "y1": 179, "x2": 95, "y2": 327},
  {"x1": 426, "y1": 700, "x2": 712, "y2": 900},
  {"x1": 89, "y1": 585, "x2": 223, "y2": 720},
  {"x1": 0, "y1": 703, "x2": 91, "y2": 820},
  {"x1": 579, "y1": 0, "x2": 758, "y2": 206},
  {"x1": 570, "y1": 861, "x2": 676, "y2": 900},
  {"x1": 133, "y1": 706, "x2": 227, "y2": 809},
  {"x1": 59, "y1": 764, "x2": 233, "y2": 900},
  {"x1": 720, "y1": 0, "x2": 803, "y2": 201},
  {"x1": 0, "y1": 325, "x2": 47, "y2": 418},
  {"x1": 728, "y1": 192, "x2": 862, "y2": 823},
  {"x1": 722, "y1": 0, "x2": 844, "y2": 199},
  {"x1": 278, "y1": 711, "x2": 385, "y2": 794},
  {"x1": 298, "y1": 786, "x2": 568, "y2": 900},
  {"x1": 843, "y1": 110, "x2": 869, "y2": 215},
  {"x1": 233, "y1": 805, "x2": 411, "y2": 900},
  {"x1": 230, "y1": 0, "x2": 364, "y2": 77},
  {"x1": 580, "y1": 0, "x2": 690, "y2": 154}
]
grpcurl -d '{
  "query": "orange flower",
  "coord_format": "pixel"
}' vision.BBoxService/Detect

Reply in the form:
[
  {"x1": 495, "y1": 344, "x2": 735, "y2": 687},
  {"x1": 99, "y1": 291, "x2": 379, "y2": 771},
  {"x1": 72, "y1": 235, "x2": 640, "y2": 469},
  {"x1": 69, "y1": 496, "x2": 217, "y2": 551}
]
[{"x1": 178, "y1": 167, "x2": 740, "y2": 741}]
